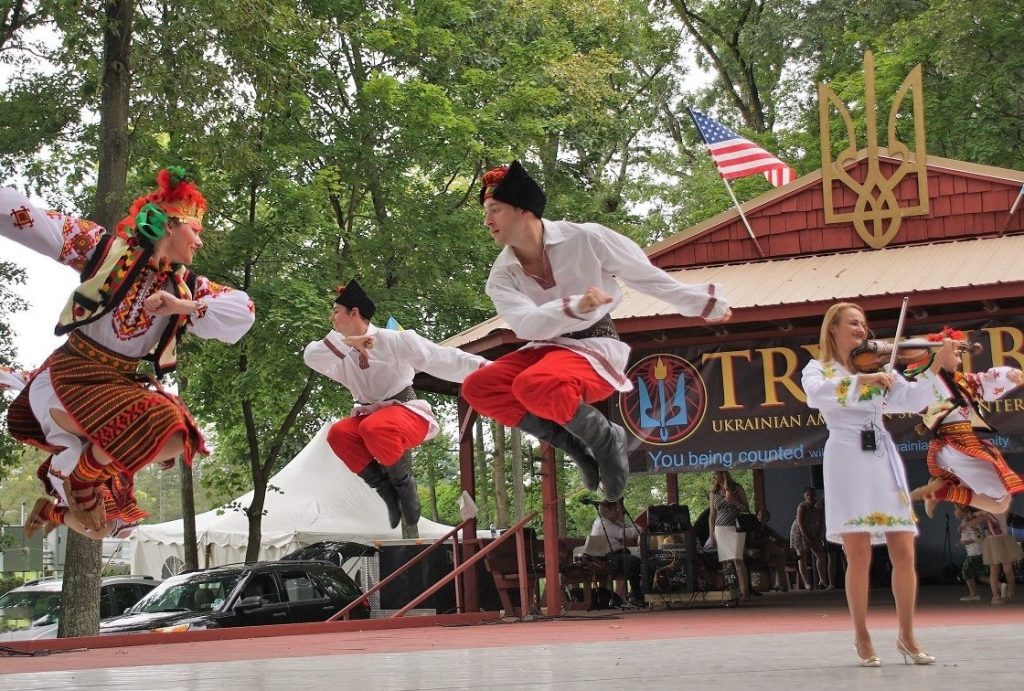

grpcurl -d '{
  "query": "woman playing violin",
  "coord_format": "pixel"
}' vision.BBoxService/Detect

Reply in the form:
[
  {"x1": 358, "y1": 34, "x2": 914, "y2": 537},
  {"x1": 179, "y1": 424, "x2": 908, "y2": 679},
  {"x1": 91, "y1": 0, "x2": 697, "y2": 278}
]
[
  {"x1": 801, "y1": 302, "x2": 957, "y2": 667},
  {"x1": 903, "y1": 326, "x2": 1024, "y2": 547}
]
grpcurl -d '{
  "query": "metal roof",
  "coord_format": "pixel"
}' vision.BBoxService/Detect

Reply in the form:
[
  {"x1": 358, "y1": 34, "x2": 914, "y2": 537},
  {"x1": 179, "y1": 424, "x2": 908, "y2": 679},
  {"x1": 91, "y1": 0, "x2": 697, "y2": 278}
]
[{"x1": 443, "y1": 234, "x2": 1024, "y2": 349}]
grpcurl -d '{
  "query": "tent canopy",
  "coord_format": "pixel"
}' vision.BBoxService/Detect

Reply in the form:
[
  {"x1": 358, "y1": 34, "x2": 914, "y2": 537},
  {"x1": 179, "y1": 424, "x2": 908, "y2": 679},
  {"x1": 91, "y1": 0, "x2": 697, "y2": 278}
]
[{"x1": 132, "y1": 424, "x2": 457, "y2": 579}]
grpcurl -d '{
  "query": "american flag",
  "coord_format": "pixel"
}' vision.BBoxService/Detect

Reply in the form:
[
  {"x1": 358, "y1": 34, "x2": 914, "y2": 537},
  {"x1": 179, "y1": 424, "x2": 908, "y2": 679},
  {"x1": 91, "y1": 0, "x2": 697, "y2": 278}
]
[{"x1": 689, "y1": 109, "x2": 797, "y2": 188}]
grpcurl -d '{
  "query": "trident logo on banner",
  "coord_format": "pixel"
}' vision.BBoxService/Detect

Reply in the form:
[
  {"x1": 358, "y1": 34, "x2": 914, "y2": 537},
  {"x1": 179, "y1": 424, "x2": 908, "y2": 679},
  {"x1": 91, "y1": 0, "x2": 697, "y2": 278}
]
[
  {"x1": 619, "y1": 354, "x2": 706, "y2": 446},
  {"x1": 818, "y1": 51, "x2": 929, "y2": 249},
  {"x1": 637, "y1": 357, "x2": 689, "y2": 442}
]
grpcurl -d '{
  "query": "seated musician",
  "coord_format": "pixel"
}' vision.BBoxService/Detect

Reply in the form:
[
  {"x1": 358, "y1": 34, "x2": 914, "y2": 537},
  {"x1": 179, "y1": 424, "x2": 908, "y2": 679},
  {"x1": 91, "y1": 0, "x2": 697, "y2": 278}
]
[{"x1": 590, "y1": 499, "x2": 644, "y2": 606}]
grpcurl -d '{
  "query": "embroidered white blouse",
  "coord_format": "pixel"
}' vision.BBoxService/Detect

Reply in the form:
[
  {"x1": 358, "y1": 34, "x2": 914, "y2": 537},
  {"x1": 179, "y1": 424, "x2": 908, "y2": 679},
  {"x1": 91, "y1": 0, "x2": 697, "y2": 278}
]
[
  {"x1": 303, "y1": 324, "x2": 488, "y2": 439},
  {"x1": 0, "y1": 187, "x2": 255, "y2": 357},
  {"x1": 486, "y1": 219, "x2": 729, "y2": 391}
]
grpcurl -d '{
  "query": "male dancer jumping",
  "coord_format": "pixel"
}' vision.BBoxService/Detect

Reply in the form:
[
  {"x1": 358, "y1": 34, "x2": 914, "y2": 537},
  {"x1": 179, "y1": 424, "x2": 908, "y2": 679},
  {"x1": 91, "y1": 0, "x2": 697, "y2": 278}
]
[
  {"x1": 462, "y1": 161, "x2": 731, "y2": 500},
  {"x1": 304, "y1": 280, "x2": 487, "y2": 530}
]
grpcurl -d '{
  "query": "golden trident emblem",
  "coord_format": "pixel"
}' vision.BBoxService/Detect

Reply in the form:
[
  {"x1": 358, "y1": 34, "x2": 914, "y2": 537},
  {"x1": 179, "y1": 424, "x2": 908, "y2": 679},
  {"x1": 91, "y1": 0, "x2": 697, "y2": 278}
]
[{"x1": 818, "y1": 51, "x2": 929, "y2": 248}]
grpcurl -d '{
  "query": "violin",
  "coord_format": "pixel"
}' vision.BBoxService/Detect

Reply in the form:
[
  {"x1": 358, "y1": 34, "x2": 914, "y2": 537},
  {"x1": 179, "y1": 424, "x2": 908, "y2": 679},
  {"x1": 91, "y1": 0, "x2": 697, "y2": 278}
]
[{"x1": 850, "y1": 338, "x2": 982, "y2": 374}]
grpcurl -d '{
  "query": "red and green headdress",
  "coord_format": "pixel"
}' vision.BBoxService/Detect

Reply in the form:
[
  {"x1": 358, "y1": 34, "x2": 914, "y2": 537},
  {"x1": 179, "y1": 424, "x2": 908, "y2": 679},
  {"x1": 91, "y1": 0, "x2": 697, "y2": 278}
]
[{"x1": 115, "y1": 166, "x2": 207, "y2": 242}]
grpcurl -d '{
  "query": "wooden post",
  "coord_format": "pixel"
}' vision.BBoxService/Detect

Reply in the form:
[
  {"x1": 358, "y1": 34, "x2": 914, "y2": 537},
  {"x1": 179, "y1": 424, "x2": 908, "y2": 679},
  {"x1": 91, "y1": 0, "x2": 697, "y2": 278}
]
[
  {"x1": 541, "y1": 444, "x2": 562, "y2": 615},
  {"x1": 457, "y1": 396, "x2": 479, "y2": 612},
  {"x1": 666, "y1": 473, "x2": 680, "y2": 504}
]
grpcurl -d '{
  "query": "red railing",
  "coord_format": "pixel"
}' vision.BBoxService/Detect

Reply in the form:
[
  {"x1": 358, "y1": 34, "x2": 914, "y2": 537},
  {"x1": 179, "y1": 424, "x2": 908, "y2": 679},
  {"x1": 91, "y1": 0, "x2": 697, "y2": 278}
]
[{"x1": 330, "y1": 511, "x2": 539, "y2": 621}]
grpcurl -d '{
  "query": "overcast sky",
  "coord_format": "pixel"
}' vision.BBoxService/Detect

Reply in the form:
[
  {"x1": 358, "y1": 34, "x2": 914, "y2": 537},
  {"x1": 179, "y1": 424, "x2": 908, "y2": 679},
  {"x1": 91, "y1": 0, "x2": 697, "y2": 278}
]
[{"x1": 3, "y1": 231, "x2": 79, "y2": 369}]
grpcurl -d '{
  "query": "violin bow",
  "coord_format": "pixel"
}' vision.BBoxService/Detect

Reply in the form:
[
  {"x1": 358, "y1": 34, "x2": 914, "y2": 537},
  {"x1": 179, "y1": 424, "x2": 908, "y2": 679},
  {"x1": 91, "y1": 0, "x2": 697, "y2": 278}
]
[
  {"x1": 887, "y1": 297, "x2": 910, "y2": 373},
  {"x1": 887, "y1": 296, "x2": 915, "y2": 512}
]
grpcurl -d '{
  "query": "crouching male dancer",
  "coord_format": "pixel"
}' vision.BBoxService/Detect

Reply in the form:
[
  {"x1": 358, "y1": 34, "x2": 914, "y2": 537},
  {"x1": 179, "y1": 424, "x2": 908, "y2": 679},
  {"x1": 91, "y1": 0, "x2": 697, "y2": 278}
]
[
  {"x1": 462, "y1": 161, "x2": 731, "y2": 500},
  {"x1": 304, "y1": 280, "x2": 488, "y2": 530},
  {"x1": 1, "y1": 168, "x2": 255, "y2": 538}
]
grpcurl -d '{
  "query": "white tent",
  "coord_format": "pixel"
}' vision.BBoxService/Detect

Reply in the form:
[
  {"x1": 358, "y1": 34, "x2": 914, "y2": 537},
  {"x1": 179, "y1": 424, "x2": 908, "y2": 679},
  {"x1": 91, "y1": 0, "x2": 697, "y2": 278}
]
[{"x1": 131, "y1": 423, "x2": 457, "y2": 579}]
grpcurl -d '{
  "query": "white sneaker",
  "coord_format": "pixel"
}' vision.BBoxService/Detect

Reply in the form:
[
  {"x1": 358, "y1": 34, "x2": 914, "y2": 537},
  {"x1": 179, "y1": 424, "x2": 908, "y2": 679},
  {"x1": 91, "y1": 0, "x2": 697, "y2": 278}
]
[{"x1": 960, "y1": 594, "x2": 981, "y2": 601}]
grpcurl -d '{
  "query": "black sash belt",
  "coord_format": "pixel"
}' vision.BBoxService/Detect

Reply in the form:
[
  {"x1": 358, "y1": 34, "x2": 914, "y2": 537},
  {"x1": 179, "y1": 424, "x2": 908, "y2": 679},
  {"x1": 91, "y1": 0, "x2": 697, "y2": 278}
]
[
  {"x1": 357, "y1": 385, "x2": 416, "y2": 406},
  {"x1": 563, "y1": 314, "x2": 619, "y2": 341}
]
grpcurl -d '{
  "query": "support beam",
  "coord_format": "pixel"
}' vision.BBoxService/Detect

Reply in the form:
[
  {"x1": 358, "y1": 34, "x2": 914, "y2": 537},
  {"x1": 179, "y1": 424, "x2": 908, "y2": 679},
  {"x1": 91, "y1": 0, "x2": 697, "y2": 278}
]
[
  {"x1": 666, "y1": 473, "x2": 679, "y2": 504},
  {"x1": 457, "y1": 396, "x2": 480, "y2": 612},
  {"x1": 540, "y1": 444, "x2": 562, "y2": 615}
]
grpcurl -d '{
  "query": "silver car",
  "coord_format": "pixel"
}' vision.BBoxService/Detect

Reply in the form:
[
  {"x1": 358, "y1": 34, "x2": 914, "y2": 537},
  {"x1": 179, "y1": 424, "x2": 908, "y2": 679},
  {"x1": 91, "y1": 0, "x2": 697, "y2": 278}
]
[{"x1": 0, "y1": 575, "x2": 160, "y2": 640}]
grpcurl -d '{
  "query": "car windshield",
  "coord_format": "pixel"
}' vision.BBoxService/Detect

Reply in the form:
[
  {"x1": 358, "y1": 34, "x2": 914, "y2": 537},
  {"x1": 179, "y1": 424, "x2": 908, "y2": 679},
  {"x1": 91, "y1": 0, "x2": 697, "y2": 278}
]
[
  {"x1": 0, "y1": 590, "x2": 61, "y2": 631},
  {"x1": 130, "y1": 572, "x2": 243, "y2": 614}
]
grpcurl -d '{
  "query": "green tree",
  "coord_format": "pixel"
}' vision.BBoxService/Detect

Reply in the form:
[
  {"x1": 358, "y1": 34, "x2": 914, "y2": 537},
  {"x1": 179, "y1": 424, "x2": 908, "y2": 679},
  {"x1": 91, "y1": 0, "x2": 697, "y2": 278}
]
[{"x1": 0, "y1": 260, "x2": 26, "y2": 477}]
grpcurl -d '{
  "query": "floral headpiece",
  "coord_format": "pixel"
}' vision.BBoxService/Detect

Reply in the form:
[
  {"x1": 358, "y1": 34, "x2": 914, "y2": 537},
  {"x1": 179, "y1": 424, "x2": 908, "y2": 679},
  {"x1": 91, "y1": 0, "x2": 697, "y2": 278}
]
[{"x1": 116, "y1": 167, "x2": 207, "y2": 241}]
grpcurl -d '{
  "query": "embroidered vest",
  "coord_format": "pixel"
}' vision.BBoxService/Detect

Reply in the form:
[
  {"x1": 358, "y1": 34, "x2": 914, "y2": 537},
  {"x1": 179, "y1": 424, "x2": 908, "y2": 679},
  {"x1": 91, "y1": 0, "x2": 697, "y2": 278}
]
[
  {"x1": 920, "y1": 369, "x2": 995, "y2": 435},
  {"x1": 55, "y1": 234, "x2": 195, "y2": 375}
]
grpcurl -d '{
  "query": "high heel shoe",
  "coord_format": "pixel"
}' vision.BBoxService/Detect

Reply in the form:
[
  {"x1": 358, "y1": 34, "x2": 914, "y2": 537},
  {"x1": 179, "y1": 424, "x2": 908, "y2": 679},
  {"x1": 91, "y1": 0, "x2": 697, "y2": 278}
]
[
  {"x1": 855, "y1": 642, "x2": 881, "y2": 667},
  {"x1": 896, "y1": 638, "x2": 935, "y2": 665}
]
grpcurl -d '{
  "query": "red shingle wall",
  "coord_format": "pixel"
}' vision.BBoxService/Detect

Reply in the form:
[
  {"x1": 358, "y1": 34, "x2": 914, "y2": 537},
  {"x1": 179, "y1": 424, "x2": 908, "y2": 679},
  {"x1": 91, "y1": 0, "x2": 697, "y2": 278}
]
[{"x1": 652, "y1": 160, "x2": 1024, "y2": 270}]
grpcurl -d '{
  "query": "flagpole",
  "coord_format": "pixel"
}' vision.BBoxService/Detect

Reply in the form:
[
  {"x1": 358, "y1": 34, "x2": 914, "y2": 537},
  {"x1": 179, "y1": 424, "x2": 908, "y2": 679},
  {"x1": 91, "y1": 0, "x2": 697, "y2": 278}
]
[
  {"x1": 687, "y1": 107, "x2": 766, "y2": 259},
  {"x1": 998, "y1": 182, "x2": 1024, "y2": 236},
  {"x1": 722, "y1": 177, "x2": 766, "y2": 258}
]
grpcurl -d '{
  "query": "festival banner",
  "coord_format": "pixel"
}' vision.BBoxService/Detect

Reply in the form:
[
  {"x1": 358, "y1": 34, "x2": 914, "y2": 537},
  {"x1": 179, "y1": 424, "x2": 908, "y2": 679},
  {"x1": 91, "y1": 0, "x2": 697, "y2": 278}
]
[{"x1": 613, "y1": 319, "x2": 1024, "y2": 475}]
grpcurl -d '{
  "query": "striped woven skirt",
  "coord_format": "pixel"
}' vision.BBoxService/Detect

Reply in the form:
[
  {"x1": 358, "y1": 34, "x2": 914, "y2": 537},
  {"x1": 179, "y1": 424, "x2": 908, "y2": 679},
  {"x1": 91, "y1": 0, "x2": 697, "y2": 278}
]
[{"x1": 7, "y1": 332, "x2": 207, "y2": 521}]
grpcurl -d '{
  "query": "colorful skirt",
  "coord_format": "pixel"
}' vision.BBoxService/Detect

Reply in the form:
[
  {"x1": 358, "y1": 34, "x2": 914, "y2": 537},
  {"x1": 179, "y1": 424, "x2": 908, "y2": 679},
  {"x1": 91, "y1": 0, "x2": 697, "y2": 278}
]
[{"x1": 8, "y1": 331, "x2": 206, "y2": 469}]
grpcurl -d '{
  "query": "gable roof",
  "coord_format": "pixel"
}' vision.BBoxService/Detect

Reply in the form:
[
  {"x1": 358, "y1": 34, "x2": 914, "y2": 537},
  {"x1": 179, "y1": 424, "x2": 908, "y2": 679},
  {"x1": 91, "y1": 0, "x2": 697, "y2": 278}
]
[{"x1": 646, "y1": 148, "x2": 1024, "y2": 268}]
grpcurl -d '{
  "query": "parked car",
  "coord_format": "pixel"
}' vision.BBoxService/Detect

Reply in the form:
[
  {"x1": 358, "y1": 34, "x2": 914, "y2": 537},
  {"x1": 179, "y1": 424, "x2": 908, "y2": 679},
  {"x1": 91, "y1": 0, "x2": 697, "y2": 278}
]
[
  {"x1": 0, "y1": 575, "x2": 160, "y2": 641},
  {"x1": 280, "y1": 541, "x2": 377, "y2": 567},
  {"x1": 99, "y1": 559, "x2": 370, "y2": 634}
]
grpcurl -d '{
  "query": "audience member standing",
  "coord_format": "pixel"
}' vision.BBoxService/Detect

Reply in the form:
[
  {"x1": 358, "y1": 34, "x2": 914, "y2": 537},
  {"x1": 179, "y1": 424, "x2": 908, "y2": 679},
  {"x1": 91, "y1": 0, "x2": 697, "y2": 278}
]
[
  {"x1": 955, "y1": 505, "x2": 987, "y2": 602},
  {"x1": 790, "y1": 487, "x2": 827, "y2": 590},
  {"x1": 708, "y1": 470, "x2": 751, "y2": 602},
  {"x1": 981, "y1": 510, "x2": 1022, "y2": 604}
]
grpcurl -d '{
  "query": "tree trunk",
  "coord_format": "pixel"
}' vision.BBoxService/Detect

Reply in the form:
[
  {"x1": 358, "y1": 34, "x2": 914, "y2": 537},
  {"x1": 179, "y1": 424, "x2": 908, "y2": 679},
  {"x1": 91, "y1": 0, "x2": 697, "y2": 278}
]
[
  {"x1": 93, "y1": 0, "x2": 134, "y2": 226},
  {"x1": 244, "y1": 472, "x2": 267, "y2": 562},
  {"x1": 59, "y1": 0, "x2": 134, "y2": 639},
  {"x1": 510, "y1": 427, "x2": 524, "y2": 521},
  {"x1": 179, "y1": 459, "x2": 198, "y2": 571},
  {"x1": 57, "y1": 532, "x2": 102, "y2": 638},
  {"x1": 490, "y1": 421, "x2": 509, "y2": 529},
  {"x1": 426, "y1": 458, "x2": 440, "y2": 522}
]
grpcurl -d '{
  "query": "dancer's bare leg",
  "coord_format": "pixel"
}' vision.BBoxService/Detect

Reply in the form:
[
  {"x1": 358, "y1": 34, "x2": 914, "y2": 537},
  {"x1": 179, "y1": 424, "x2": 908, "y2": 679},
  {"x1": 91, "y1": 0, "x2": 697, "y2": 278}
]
[{"x1": 969, "y1": 493, "x2": 1011, "y2": 515}]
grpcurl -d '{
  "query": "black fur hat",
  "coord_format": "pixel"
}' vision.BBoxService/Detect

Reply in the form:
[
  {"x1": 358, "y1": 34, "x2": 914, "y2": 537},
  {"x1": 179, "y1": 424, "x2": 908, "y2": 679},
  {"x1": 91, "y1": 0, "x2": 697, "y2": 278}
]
[
  {"x1": 334, "y1": 279, "x2": 376, "y2": 320},
  {"x1": 479, "y1": 160, "x2": 546, "y2": 218}
]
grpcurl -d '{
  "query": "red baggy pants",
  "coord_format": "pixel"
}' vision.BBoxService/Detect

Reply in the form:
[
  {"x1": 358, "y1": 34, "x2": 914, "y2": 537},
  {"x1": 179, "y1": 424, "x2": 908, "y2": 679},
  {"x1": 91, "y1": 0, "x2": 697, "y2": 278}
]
[
  {"x1": 326, "y1": 405, "x2": 430, "y2": 473},
  {"x1": 462, "y1": 346, "x2": 614, "y2": 427}
]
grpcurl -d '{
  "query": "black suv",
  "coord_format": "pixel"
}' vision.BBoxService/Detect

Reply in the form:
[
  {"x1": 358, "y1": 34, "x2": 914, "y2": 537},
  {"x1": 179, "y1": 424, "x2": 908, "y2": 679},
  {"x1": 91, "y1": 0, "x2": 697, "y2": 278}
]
[{"x1": 99, "y1": 560, "x2": 369, "y2": 634}]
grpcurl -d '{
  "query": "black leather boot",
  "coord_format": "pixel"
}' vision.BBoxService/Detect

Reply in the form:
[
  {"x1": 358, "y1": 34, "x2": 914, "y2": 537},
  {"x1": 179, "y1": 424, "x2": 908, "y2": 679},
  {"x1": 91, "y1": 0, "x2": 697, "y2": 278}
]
[
  {"x1": 384, "y1": 452, "x2": 421, "y2": 526},
  {"x1": 357, "y1": 462, "x2": 401, "y2": 529},
  {"x1": 562, "y1": 402, "x2": 629, "y2": 500},
  {"x1": 517, "y1": 413, "x2": 600, "y2": 491}
]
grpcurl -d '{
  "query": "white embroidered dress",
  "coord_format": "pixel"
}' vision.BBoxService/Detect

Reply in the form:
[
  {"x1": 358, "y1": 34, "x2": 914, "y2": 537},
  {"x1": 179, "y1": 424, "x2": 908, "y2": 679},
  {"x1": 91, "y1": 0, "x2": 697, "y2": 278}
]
[
  {"x1": 303, "y1": 325, "x2": 487, "y2": 439},
  {"x1": 1, "y1": 187, "x2": 255, "y2": 501},
  {"x1": 801, "y1": 360, "x2": 944, "y2": 545},
  {"x1": 486, "y1": 219, "x2": 729, "y2": 392}
]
